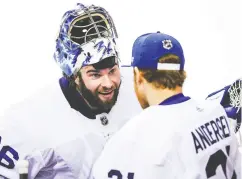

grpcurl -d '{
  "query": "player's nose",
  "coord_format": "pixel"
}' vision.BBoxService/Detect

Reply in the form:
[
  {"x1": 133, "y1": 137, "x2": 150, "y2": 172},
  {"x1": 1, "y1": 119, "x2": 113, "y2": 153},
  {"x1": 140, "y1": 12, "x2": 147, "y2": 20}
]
[{"x1": 101, "y1": 75, "x2": 113, "y2": 89}]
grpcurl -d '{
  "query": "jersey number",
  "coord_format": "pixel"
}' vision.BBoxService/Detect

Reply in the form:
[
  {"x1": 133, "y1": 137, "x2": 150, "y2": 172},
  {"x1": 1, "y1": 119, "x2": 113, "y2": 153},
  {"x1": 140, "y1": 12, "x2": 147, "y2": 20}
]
[
  {"x1": 0, "y1": 137, "x2": 19, "y2": 169},
  {"x1": 108, "y1": 169, "x2": 134, "y2": 179},
  {"x1": 205, "y1": 145, "x2": 237, "y2": 179}
]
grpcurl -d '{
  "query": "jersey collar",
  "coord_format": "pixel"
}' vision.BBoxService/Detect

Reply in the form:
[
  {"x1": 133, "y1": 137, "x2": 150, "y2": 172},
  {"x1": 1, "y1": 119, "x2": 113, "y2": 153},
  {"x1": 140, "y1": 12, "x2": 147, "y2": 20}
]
[{"x1": 159, "y1": 93, "x2": 190, "y2": 105}]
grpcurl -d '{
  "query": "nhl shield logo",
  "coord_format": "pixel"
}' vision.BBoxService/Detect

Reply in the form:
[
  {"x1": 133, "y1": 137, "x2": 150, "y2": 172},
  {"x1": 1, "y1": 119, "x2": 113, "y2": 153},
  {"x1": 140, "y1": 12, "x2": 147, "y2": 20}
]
[
  {"x1": 100, "y1": 115, "x2": 109, "y2": 125},
  {"x1": 162, "y1": 39, "x2": 173, "y2": 50}
]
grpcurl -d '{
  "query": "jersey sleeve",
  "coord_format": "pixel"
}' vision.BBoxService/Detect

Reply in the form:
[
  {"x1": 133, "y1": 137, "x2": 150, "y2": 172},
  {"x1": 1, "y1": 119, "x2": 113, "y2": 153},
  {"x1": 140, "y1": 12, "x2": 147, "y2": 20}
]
[
  {"x1": 0, "y1": 106, "x2": 47, "y2": 179},
  {"x1": 0, "y1": 114, "x2": 28, "y2": 178},
  {"x1": 0, "y1": 118, "x2": 92, "y2": 179}
]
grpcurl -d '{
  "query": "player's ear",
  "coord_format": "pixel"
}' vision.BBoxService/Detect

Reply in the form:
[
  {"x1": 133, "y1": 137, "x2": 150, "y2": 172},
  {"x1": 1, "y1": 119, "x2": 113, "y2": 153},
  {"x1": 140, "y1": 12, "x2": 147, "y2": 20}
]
[
  {"x1": 134, "y1": 67, "x2": 144, "y2": 85},
  {"x1": 183, "y1": 70, "x2": 187, "y2": 79}
]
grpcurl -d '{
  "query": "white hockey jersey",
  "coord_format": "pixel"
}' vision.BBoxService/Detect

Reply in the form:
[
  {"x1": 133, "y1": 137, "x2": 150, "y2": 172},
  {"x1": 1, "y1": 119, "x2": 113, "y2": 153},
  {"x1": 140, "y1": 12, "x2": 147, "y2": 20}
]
[
  {"x1": 91, "y1": 94, "x2": 241, "y2": 179},
  {"x1": 0, "y1": 68, "x2": 141, "y2": 179}
]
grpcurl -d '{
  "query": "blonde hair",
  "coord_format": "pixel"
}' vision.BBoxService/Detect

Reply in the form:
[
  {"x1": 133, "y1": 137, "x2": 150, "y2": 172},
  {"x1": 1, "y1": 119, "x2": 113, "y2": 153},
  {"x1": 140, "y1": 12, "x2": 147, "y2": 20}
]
[{"x1": 137, "y1": 54, "x2": 186, "y2": 89}]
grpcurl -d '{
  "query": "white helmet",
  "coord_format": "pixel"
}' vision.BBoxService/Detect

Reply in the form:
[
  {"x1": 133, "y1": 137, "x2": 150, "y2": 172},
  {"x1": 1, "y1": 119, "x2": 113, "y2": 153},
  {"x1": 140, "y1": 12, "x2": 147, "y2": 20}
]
[{"x1": 54, "y1": 3, "x2": 119, "y2": 77}]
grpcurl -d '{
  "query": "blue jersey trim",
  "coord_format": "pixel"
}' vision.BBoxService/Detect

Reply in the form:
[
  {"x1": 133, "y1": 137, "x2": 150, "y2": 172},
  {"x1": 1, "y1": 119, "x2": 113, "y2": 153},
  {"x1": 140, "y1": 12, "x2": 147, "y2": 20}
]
[{"x1": 159, "y1": 93, "x2": 190, "y2": 105}]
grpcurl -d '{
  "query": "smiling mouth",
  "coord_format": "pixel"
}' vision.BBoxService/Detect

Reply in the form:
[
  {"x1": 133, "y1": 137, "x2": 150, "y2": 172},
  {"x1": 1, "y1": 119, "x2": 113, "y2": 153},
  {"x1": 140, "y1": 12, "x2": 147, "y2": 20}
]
[{"x1": 99, "y1": 91, "x2": 114, "y2": 95}]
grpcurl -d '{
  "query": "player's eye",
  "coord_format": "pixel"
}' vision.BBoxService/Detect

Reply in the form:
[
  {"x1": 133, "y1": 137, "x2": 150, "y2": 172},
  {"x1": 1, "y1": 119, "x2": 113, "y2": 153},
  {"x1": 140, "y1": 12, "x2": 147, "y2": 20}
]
[
  {"x1": 109, "y1": 68, "x2": 116, "y2": 75},
  {"x1": 90, "y1": 73, "x2": 101, "y2": 79}
]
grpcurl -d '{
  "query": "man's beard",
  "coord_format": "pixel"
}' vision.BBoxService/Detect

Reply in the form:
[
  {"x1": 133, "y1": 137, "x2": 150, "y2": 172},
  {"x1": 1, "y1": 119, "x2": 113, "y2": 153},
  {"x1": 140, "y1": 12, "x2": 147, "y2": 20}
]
[{"x1": 77, "y1": 77, "x2": 120, "y2": 112}]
